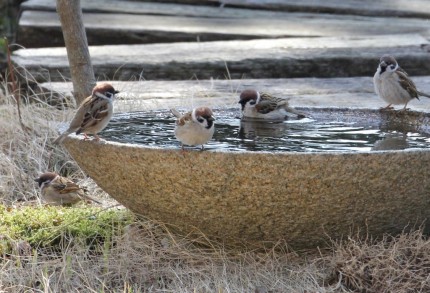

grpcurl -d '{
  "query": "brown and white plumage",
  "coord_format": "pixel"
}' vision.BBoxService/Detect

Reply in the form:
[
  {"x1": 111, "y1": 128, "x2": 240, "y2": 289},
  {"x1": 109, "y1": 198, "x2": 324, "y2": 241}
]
[
  {"x1": 34, "y1": 172, "x2": 101, "y2": 205},
  {"x1": 238, "y1": 89, "x2": 306, "y2": 120},
  {"x1": 54, "y1": 83, "x2": 119, "y2": 144},
  {"x1": 171, "y1": 107, "x2": 215, "y2": 150},
  {"x1": 373, "y1": 55, "x2": 430, "y2": 110}
]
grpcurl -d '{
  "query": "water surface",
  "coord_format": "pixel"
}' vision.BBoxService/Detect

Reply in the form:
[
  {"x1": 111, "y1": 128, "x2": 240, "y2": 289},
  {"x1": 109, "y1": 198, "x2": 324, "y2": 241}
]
[{"x1": 104, "y1": 108, "x2": 430, "y2": 152}]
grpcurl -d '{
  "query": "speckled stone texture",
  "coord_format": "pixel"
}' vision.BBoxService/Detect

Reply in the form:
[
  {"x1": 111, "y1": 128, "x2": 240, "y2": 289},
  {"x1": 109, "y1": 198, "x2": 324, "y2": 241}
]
[{"x1": 63, "y1": 135, "x2": 430, "y2": 249}]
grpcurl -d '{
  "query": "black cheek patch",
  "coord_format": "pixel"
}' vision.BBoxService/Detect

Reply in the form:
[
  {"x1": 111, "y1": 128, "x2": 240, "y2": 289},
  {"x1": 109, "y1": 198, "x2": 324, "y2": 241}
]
[{"x1": 206, "y1": 120, "x2": 214, "y2": 129}]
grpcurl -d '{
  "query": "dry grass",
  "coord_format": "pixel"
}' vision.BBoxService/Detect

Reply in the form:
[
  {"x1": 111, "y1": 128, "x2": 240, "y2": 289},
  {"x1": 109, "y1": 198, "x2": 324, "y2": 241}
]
[
  {"x1": 329, "y1": 230, "x2": 430, "y2": 293},
  {"x1": 0, "y1": 80, "x2": 111, "y2": 206},
  {"x1": 0, "y1": 82, "x2": 429, "y2": 292}
]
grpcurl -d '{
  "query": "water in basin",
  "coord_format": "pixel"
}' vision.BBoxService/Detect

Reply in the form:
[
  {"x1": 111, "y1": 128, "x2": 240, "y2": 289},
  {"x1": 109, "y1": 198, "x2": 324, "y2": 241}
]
[{"x1": 103, "y1": 108, "x2": 430, "y2": 152}]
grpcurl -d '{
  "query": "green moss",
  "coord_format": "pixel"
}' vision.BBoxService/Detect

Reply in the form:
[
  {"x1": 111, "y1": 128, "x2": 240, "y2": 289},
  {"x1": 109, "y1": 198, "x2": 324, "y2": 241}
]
[{"x1": 0, "y1": 204, "x2": 134, "y2": 255}]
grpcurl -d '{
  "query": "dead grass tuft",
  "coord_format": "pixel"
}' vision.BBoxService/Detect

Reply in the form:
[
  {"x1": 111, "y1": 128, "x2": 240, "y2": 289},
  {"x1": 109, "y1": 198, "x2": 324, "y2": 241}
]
[
  {"x1": 0, "y1": 81, "x2": 111, "y2": 205},
  {"x1": 330, "y1": 229, "x2": 430, "y2": 293}
]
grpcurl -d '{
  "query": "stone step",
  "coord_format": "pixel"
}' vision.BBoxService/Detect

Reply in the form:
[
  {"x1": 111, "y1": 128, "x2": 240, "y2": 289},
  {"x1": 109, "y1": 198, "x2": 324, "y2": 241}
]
[
  {"x1": 36, "y1": 76, "x2": 430, "y2": 113},
  {"x1": 12, "y1": 34, "x2": 430, "y2": 83},
  {"x1": 22, "y1": 0, "x2": 430, "y2": 19},
  {"x1": 17, "y1": 0, "x2": 430, "y2": 48},
  {"x1": 215, "y1": 0, "x2": 430, "y2": 18}
]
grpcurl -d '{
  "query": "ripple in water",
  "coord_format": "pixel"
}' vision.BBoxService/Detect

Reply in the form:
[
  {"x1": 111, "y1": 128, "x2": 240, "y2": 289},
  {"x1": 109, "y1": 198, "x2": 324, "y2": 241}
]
[{"x1": 103, "y1": 108, "x2": 430, "y2": 152}]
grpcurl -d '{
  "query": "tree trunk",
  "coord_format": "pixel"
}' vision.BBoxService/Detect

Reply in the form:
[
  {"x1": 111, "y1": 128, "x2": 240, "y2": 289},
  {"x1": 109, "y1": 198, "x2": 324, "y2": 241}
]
[{"x1": 56, "y1": 0, "x2": 95, "y2": 104}]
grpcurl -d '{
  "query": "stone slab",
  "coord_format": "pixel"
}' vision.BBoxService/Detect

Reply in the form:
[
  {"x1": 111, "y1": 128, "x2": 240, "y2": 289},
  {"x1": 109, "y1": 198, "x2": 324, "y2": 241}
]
[
  {"x1": 12, "y1": 34, "x2": 430, "y2": 82},
  {"x1": 16, "y1": 5, "x2": 430, "y2": 47},
  {"x1": 21, "y1": 0, "x2": 430, "y2": 18},
  {"x1": 220, "y1": 0, "x2": 430, "y2": 18},
  {"x1": 37, "y1": 77, "x2": 430, "y2": 113}
]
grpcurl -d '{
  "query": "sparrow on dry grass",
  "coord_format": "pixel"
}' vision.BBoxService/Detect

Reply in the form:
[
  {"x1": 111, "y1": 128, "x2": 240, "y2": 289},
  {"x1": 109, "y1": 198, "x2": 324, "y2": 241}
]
[
  {"x1": 238, "y1": 89, "x2": 306, "y2": 121},
  {"x1": 171, "y1": 107, "x2": 215, "y2": 150},
  {"x1": 54, "y1": 83, "x2": 119, "y2": 144},
  {"x1": 34, "y1": 172, "x2": 101, "y2": 206},
  {"x1": 373, "y1": 55, "x2": 430, "y2": 111}
]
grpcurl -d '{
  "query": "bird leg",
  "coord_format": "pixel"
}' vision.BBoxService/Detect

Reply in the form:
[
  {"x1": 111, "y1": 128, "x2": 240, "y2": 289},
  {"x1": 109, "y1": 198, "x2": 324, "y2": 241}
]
[
  {"x1": 93, "y1": 134, "x2": 101, "y2": 142},
  {"x1": 401, "y1": 102, "x2": 410, "y2": 112},
  {"x1": 83, "y1": 133, "x2": 90, "y2": 140},
  {"x1": 380, "y1": 104, "x2": 393, "y2": 111},
  {"x1": 179, "y1": 144, "x2": 188, "y2": 156}
]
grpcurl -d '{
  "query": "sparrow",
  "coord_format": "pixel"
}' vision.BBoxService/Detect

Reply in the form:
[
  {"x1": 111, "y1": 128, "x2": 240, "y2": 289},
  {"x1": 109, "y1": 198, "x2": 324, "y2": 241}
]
[
  {"x1": 238, "y1": 89, "x2": 306, "y2": 121},
  {"x1": 53, "y1": 83, "x2": 119, "y2": 144},
  {"x1": 373, "y1": 55, "x2": 430, "y2": 111},
  {"x1": 34, "y1": 172, "x2": 101, "y2": 205},
  {"x1": 171, "y1": 106, "x2": 215, "y2": 150}
]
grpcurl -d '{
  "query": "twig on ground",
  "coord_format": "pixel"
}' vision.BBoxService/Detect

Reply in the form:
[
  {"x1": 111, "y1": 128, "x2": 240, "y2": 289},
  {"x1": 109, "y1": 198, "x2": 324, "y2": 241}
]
[{"x1": 5, "y1": 37, "x2": 31, "y2": 134}]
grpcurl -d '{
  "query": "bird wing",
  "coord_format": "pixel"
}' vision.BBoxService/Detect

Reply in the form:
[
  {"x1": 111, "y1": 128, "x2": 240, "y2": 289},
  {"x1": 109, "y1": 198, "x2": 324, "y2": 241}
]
[
  {"x1": 255, "y1": 93, "x2": 289, "y2": 114},
  {"x1": 396, "y1": 68, "x2": 419, "y2": 100},
  {"x1": 76, "y1": 96, "x2": 111, "y2": 134},
  {"x1": 170, "y1": 108, "x2": 182, "y2": 118},
  {"x1": 175, "y1": 111, "x2": 193, "y2": 126},
  {"x1": 51, "y1": 177, "x2": 83, "y2": 194}
]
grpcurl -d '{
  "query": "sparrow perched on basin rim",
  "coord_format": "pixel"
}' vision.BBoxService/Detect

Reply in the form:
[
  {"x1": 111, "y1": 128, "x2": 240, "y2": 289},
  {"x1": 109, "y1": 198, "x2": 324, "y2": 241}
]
[
  {"x1": 373, "y1": 55, "x2": 430, "y2": 110},
  {"x1": 34, "y1": 172, "x2": 101, "y2": 205},
  {"x1": 53, "y1": 83, "x2": 119, "y2": 144},
  {"x1": 238, "y1": 89, "x2": 306, "y2": 120},
  {"x1": 171, "y1": 106, "x2": 215, "y2": 150}
]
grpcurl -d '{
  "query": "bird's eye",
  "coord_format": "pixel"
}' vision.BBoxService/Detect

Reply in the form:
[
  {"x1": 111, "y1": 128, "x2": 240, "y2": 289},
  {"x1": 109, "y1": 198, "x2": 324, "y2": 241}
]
[
  {"x1": 390, "y1": 64, "x2": 395, "y2": 70},
  {"x1": 197, "y1": 118, "x2": 204, "y2": 123},
  {"x1": 250, "y1": 101, "x2": 256, "y2": 105},
  {"x1": 105, "y1": 92, "x2": 113, "y2": 98}
]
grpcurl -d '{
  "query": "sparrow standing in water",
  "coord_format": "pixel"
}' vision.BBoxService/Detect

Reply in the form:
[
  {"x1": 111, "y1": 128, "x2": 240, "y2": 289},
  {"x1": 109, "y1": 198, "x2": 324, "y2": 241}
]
[
  {"x1": 54, "y1": 83, "x2": 119, "y2": 144},
  {"x1": 171, "y1": 107, "x2": 215, "y2": 150},
  {"x1": 373, "y1": 55, "x2": 430, "y2": 111},
  {"x1": 34, "y1": 172, "x2": 101, "y2": 205},
  {"x1": 238, "y1": 89, "x2": 306, "y2": 120}
]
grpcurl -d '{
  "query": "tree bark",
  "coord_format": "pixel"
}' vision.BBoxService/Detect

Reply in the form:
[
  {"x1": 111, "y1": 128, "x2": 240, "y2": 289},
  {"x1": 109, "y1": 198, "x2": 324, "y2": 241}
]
[{"x1": 56, "y1": 0, "x2": 95, "y2": 104}]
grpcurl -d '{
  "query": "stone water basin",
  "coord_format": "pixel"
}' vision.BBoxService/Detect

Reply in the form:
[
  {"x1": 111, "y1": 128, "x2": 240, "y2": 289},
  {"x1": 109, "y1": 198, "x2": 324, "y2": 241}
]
[{"x1": 62, "y1": 106, "x2": 430, "y2": 249}]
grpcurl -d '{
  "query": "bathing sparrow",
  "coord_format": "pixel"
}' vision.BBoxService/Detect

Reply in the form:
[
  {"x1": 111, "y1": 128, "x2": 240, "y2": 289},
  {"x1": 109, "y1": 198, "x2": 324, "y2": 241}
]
[
  {"x1": 34, "y1": 172, "x2": 101, "y2": 205},
  {"x1": 54, "y1": 83, "x2": 119, "y2": 144},
  {"x1": 373, "y1": 55, "x2": 430, "y2": 110},
  {"x1": 238, "y1": 89, "x2": 306, "y2": 120},
  {"x1": 171, "y1": 107, "x2": 215, "y2": 150}
]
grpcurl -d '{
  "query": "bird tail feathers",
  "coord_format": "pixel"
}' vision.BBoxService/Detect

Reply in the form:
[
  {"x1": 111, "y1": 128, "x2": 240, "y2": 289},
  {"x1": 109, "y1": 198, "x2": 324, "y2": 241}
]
[
  {"x1": 53, "y1": 131, "x2": 71, "y2": 145},
  {"x1": 285, "y1": 106, "x2": 307, "y2": 119},
  {"x1": 418, "y1": 91, "x2": 430, "y2": 98},
  {"x1": 170, "y1": 108, "x2": 182, "y2": 118},
  {"x1": 82, "y1": 194, "x2": 102, "y2": 204}
]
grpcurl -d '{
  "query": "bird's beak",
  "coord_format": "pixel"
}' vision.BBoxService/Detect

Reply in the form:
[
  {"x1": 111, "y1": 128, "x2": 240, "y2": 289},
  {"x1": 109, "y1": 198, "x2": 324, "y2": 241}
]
[
  {"x1": 34, "y1": 178, "x2": 41, "y2": 187},
  {"x1": 208, "y1": 116, "x2": 215, "y2": 121},
  {"x1": 114, "y1": 90, "x2": 120, "y2": 94}
]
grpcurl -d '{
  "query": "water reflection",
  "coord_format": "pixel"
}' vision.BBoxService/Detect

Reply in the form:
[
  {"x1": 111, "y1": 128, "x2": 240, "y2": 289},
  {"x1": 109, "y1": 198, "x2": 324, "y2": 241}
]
[
  {"x1": 371, "y1": 132, "x2": 408, "y2": 151},
  {"x1": 104, "y1": 108, "x2": 430, "y2": 153}
]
